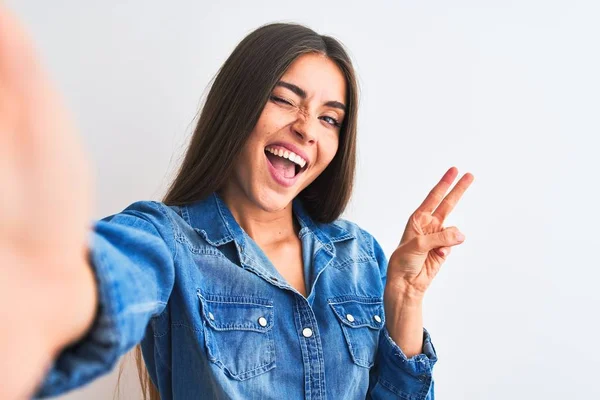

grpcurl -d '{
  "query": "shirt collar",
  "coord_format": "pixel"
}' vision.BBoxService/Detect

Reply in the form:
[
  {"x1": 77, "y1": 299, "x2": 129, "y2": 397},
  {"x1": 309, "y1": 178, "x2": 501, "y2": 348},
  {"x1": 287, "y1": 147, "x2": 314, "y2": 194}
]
[
  {"x1": 183, "y1": 192, "x2": 355, "y2": 250},
  {"x1": 292, "y1": 197, "x2": 355, "y2": 252},
  {"x1": 181, "y1": 193, "x2": 236, "y2": 247}
]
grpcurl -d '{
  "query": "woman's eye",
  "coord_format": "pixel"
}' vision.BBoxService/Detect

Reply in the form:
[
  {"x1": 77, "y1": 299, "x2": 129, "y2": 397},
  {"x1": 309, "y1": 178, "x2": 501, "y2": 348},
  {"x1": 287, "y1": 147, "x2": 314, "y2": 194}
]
[
  {"x1": 321, "y1": 115, "x2": 341, "y2": 128},
  {"x1": 270, "y1": 95, "x2": 293, "y2": 106}
]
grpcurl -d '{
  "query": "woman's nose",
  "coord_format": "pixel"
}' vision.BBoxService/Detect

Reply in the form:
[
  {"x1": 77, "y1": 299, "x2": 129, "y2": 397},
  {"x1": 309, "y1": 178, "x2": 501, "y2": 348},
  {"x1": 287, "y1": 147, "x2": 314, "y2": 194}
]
[{"x1": 292, "y1": 112, "x2": 317, "y2": 144}]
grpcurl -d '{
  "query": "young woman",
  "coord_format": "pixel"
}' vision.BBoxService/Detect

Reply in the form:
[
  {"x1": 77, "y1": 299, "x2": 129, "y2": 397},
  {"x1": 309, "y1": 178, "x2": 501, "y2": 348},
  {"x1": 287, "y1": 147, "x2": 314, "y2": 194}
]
[{"x1": 0, "y1": 5, "x2": 473, "y2": 400}]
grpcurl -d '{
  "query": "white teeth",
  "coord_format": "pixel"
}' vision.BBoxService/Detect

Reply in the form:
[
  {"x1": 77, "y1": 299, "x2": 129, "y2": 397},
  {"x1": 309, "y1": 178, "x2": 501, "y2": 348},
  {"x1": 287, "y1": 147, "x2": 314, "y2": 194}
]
[{"x1": 265, "y1": 146, "x2": 307, "y2": 169}]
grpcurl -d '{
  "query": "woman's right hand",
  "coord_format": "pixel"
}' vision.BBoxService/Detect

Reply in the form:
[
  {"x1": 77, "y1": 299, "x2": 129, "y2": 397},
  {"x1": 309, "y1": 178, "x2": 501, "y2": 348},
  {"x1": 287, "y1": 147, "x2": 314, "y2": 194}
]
[{"x1": 0, "y1": 5, "x2": 97, "y2": 398}]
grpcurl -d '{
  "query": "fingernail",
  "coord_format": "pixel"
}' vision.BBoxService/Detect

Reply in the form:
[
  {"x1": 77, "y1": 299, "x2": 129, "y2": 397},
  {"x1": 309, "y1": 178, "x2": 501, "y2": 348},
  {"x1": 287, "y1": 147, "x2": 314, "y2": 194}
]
[
  {"x1": 439, "y1": 249, "x2": 447, "y2": 257},
  {"x1": 456, "y1": 232, "x2": 465, "y2": 241}
]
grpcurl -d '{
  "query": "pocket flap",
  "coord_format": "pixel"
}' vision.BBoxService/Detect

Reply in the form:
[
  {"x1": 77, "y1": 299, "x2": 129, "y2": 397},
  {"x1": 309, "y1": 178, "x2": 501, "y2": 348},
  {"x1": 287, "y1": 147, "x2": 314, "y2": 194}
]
[
  {"x1": 198, "y1": 293, "x2": 274, "y2": 332},
  {"x1": 328, "y1": 298, "x2": 385, "y2": 330}
]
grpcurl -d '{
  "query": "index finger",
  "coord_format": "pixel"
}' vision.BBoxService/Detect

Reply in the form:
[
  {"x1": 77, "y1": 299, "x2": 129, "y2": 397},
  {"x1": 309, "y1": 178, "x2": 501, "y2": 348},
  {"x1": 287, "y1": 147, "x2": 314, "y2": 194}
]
[
  {"x1": 431, "y1": 172, "x2": 474, "y2": 221},
  {"x1": 416, "y1": 167, "x2": 459, "y2": 213}
]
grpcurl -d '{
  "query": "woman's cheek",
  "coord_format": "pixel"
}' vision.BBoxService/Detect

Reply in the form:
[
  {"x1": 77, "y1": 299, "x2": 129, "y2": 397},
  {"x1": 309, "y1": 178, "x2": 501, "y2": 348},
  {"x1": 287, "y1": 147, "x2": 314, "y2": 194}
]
[{"x1": 324, "y1": 137, "x2": 339, "y2": 163}]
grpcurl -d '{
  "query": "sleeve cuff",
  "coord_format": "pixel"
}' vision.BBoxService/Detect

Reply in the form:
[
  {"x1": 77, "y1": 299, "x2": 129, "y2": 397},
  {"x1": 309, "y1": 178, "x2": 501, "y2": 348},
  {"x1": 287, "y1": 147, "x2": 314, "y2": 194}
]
[
  {"x1": 33, "y1": 225, "x2": 124, "y2": 398},
  {"x1": 381, "y1": 326, "x2": 437, "y2": 373},
  {"x1": 373, "y1": 326, "x2": 437, "y2": 398}
]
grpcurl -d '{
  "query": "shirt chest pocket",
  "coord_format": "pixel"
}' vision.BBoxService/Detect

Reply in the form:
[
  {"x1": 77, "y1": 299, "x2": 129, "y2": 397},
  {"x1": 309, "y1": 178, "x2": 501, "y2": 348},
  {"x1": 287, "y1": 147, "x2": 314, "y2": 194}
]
[
  {"x1": 328, "y1": 297, "x2": 385, "y2": 368},
  {"x1": 198, "y1": 292, "x2": 276, "y2": 380}
]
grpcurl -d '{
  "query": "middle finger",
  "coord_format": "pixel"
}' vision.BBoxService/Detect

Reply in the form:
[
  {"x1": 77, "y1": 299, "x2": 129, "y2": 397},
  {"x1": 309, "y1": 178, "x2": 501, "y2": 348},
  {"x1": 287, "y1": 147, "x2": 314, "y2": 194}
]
[{"x1": 431, "y1": 172, "x2": 474, "y2": 222}]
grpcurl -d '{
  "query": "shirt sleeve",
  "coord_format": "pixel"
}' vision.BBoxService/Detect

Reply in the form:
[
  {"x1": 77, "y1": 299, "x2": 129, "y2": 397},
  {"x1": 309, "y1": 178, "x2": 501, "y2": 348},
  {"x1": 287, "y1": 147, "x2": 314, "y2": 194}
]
[
  {"x1": 366, "y1": 233, "x2": 438, "y2": 400},
  {"x1": 33, "y1": 201, "x2": 178, "y2": 398}
]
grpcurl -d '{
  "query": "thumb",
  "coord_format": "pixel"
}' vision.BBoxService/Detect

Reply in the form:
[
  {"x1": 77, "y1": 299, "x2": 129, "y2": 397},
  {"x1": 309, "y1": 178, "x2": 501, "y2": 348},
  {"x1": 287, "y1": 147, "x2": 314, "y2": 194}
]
[{"x1": 423, "y1": 227, "x2": 465, "y2": 251}]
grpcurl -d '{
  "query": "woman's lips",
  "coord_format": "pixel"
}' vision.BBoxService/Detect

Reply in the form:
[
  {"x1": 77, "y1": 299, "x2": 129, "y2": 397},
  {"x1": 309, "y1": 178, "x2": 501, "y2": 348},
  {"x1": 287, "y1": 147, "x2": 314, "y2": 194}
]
[
  {"x1": 265, "y1": 152, "x2": 302, "y2": 188},
  {"x1": 265, "y1": 141, "x2": 310, "y2": 169}
]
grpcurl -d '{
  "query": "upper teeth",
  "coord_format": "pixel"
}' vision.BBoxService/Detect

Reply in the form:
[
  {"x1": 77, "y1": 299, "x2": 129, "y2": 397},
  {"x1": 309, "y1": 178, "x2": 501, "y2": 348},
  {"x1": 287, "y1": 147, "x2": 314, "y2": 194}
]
[{"x1": 266, "y1": 146, "x2": 307, "y2": 168}]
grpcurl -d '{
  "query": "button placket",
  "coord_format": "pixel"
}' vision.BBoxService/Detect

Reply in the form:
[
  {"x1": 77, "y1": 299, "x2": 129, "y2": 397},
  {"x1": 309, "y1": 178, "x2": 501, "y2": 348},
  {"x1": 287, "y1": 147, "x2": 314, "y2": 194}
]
[{"x1": 294, "y1": 294, "x2": 326, "y2": 398}]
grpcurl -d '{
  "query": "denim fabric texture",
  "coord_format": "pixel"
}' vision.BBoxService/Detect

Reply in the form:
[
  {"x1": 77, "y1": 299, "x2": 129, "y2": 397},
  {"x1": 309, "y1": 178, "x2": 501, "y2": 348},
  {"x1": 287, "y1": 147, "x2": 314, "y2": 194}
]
[{"x1": 34, "y1": 193, "x2": 437, "y2": 399}]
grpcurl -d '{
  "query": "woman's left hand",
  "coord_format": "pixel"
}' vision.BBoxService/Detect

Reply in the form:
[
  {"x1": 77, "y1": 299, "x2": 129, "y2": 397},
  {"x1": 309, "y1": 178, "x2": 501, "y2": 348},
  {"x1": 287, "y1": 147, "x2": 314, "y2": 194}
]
[{"x1": 386, "y1": 167, "x2": 474, "y2": 298}]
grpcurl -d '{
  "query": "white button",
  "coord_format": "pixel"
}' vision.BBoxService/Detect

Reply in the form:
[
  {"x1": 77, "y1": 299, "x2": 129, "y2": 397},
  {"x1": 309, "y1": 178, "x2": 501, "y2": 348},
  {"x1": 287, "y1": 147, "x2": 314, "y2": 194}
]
[
  {"x1": 208, "y1": 312, "x2": 215, "y2": 320},
  {"x1": 258, "y1": 317, "x2": 268, "y2": 327},
  {"x1": 346, "y1": 314, "x2": 355, "y2": 322},
  {"x1": 302, "y1": 328, "x2": 313, "y2": 338},
  {"x1": 373, "y1": 315, "x2": 382, "y2": 323}
]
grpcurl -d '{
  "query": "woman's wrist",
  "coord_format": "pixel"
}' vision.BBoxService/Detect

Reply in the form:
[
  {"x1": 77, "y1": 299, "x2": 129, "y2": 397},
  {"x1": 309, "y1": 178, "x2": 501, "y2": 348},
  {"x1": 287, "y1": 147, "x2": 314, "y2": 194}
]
[
  {"x1": 383, "y1": 279, "x2": 426, "y2": 358},
  {"x1": 384, "y1": 281, "x2": 424, "y2": 321},
  {"x1": 385, "y1": 278, "x2": 425, "y2": 306},
  {"x1": 48, "y1": 253, "x2": 99, "y2": 355},
  {"x1": 2, "y1": 251, "x2": 98, "y2": 357}
]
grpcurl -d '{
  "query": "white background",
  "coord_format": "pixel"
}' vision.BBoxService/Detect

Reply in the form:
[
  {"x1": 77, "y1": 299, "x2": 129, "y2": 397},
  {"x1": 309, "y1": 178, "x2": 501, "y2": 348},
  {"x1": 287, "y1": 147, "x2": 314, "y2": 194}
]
[{"x1": 8, "y1": 0, "x2": 599, "y2": 399}]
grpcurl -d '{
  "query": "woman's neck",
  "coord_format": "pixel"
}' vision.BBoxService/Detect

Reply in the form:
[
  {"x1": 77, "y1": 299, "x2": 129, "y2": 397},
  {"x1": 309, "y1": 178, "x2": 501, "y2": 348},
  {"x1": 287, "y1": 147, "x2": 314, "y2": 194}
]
[{"x1": 218, "y1": 187, "x2": 298, "y2": 246}]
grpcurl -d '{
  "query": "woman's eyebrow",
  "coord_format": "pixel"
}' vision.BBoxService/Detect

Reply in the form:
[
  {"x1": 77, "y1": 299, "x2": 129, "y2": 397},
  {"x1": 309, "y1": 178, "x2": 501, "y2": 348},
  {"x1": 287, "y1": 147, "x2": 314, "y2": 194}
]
[
  {"x1": 276, "y1": 81, "x2": 306, "y2": 98},
  {"x1": 275, "y1": 81, "x2": 346, "y2": 111},
  {"x1": 324, "y1": 100, "x2": 346, "y2": 112}
]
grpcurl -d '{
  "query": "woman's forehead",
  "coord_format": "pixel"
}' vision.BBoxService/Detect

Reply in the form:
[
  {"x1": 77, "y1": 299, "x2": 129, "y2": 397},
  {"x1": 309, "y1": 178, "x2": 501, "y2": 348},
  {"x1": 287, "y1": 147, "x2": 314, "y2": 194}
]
[{"x1": 279, "y1": 53, "x2": 346, "y2": 102}]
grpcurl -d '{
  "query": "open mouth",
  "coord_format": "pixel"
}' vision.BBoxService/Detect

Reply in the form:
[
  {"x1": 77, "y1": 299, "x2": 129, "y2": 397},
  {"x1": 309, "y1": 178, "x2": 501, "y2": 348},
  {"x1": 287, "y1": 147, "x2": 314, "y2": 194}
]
[{"x1": 264, "y1": 145, "x2": 308, "y2": 179}]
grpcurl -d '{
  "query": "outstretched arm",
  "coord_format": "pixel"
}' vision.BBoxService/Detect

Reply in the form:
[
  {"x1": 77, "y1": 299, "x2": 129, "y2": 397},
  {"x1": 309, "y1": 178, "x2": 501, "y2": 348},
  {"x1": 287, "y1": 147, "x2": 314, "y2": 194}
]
[{"x1": 0, "y1": 5, "x2": 98, "y2": 398}]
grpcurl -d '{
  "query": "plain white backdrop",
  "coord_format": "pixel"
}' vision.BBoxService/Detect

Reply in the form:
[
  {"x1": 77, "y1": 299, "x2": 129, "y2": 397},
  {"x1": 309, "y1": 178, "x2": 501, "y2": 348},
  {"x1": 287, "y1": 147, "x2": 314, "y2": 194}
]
[{"x1": 8, "y1": 0, "x2": 599, "y2": 399}]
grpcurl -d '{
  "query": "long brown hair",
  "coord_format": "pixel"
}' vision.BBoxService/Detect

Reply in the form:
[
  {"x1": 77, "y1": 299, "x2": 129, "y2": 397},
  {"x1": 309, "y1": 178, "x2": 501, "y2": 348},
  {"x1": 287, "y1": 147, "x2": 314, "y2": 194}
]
[{"x1": 116, "y1": 22, "x2": 359, "y2": 400}]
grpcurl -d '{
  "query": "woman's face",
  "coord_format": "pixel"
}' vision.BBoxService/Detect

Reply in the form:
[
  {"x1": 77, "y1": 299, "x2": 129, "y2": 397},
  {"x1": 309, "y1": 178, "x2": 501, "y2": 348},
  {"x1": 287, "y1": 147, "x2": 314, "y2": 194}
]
[{"x1": 227, "y1": 53, "x2": 347, "y2": 212}]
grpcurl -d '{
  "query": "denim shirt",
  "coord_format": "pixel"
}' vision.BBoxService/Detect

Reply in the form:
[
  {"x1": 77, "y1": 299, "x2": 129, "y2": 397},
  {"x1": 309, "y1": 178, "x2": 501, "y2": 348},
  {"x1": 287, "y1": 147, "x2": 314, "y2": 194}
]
[{"x1": 34, "y1": 193, "x2": 437, "y2": 399}]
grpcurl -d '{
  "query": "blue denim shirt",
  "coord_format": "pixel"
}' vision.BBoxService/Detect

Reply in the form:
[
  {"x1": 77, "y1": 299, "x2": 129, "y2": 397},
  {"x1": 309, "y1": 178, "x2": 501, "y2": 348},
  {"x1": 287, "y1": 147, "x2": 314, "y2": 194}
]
[{"x1": 34, "y1": 193, "x2": 437, "y2": 399}]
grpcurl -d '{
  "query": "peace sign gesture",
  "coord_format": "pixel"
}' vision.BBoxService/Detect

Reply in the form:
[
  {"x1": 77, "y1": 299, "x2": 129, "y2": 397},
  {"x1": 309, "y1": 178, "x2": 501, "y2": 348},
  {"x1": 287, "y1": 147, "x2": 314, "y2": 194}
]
[{"x1": 386, "y1": 167, "x2": 474, "y2": 297}]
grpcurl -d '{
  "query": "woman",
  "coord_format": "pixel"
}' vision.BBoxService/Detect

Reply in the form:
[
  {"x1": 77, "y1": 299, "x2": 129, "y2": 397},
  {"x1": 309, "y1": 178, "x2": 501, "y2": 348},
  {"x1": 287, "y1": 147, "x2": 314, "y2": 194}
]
[{"x1": 0, "y1": 5, "x2": 473, "y2": 400}]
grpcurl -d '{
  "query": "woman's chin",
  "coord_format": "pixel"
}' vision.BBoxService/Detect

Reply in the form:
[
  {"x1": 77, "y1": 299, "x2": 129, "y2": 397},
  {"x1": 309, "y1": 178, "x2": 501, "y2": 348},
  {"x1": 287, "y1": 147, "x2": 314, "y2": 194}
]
[{"x1": 255, "y1": 189, "x2": 295, "y2": 212}]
